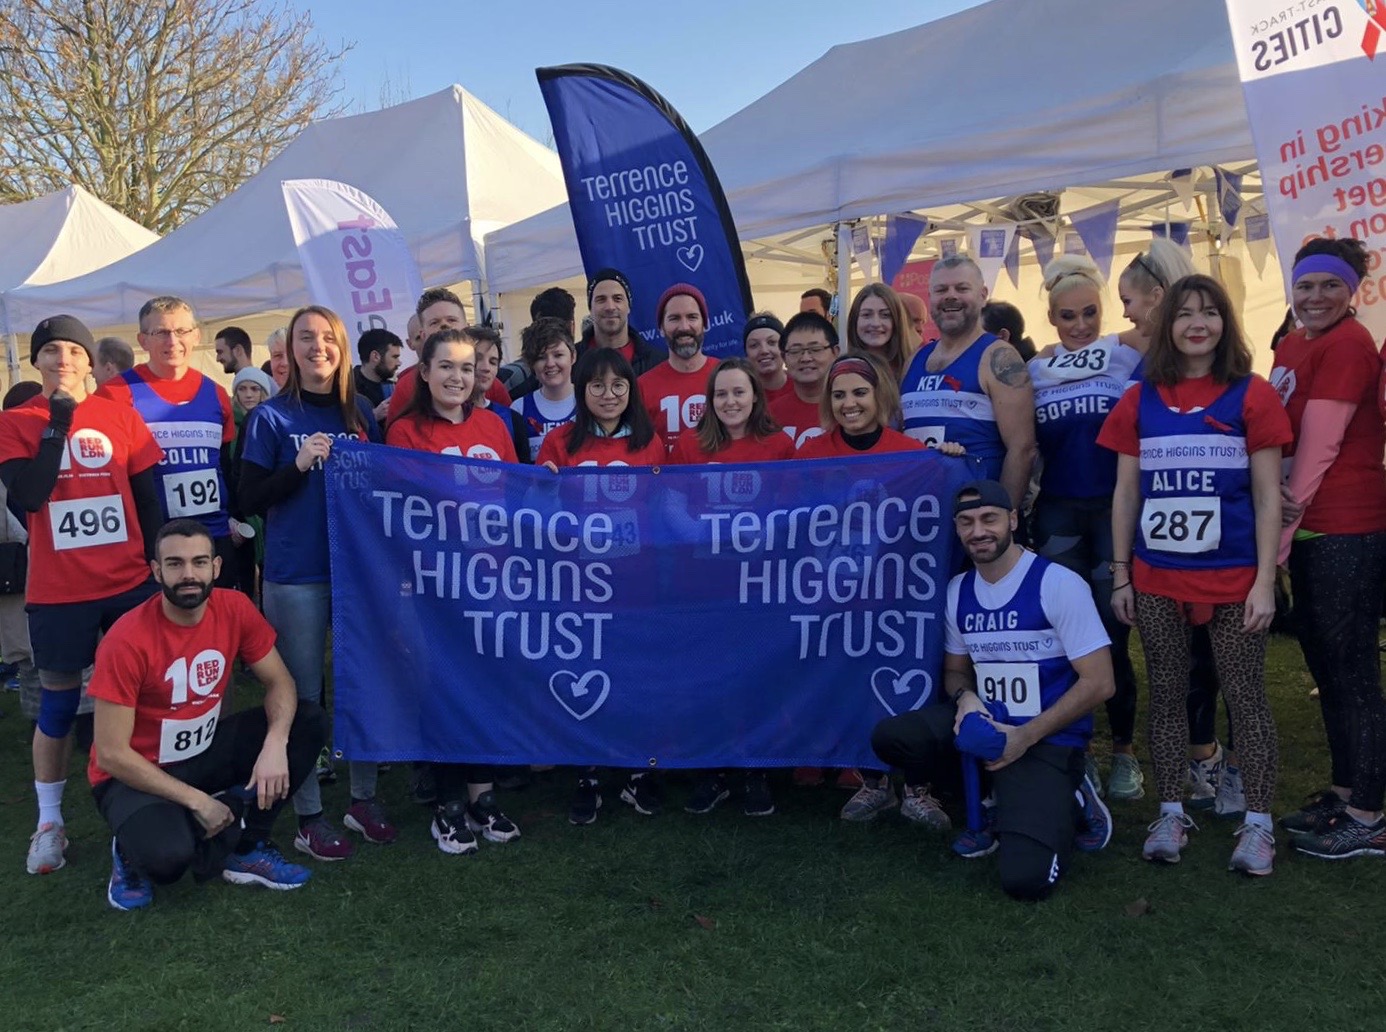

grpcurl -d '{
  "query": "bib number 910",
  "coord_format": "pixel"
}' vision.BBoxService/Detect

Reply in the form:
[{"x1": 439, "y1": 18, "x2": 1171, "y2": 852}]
[
  {"x1": 974, "y1": 662, "x2": 1041, "y2": 718},
  {"x1": 1141, "y1": 497, "x2": 1222, "y2": 554}
]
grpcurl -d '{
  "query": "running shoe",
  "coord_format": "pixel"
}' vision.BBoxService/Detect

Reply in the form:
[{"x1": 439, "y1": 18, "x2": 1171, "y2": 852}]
[
  {"x1": 222, "y1": 841, "x2": 311, "y2": 890},
  {"x1": 900, "y1": 784, "x2": 951, "y2": 830},
  {"x1": 1143, "y1": 811, "x2": 1196, "y2": 863},
  {"x1": 1084, "y1": 755, "x2": 1104, "y2": 799},
  {"x1": 431, "y1": 802, "x2": 478, "y2": 855},
  {"x1": 1214, "y1": 765, "x2": 1246, "y2": 820},
  {"x1": 840, "y1": 777, "x2": 898, "y2": 822},
  {"x1": 1279, "y1": 791, "x2": 1347, "y2": 835},
  {"x1": 836, "y1": 768, "x2": 865, "y2": 790},
  {"x1": 743, "y1": 773, "x2": 775, "y2": 817},
  {"x1": 107, "y1": 839, "x2": 153, "y2": 910},
  {"x1": 569, "y1": 777, "x2": 601, "y2": 826},
  {"x1": 685, "y1": 774, "x2": 731, "y2": 814},
  {"x1": 620, "y1": 773, "x2": 663, "y2": 816},
  {"x1": 951, "y1": 801, "x2": 998, "y2": 859},
  {"x1": 1075, "y1": 771, "x2": 1114, "y2": 852},
  {"x1": 26, "y1": 822, "x2": 67, "y2": 875},
  {"x1": 792, "y1": 767, "x2": 825, "y2": 787},
  {"x1": 1187, "y1": 744, "x2": 1224, "y2": 811},
  {"x1": 1228, "y1": 823, "x2": 1275, "y2": 876},
  {"x1": 410, "y1": 763, "x2": 437, "y2": 806},
  {"x1": 466, "y1": 791, "x2": 521, "y2": 843},
  {"x1": 343, "y1": 798, "x2": 398, "y2": 844},
  {"x1": 314, "y1": 746, "x2": 337, "y2": 785},
  {"x1": 494, "y1": 767, "x2": 534, "y2": 791},
  {"x1": 293, "y1": 816, "x2": 355, "y2": 861},
  {"x1": 1107, "y1": 753, "x2": 1146, "y2": 801},
  {"x1": 1293, "y1": 813, "x2": 1386, "y2": 860}
]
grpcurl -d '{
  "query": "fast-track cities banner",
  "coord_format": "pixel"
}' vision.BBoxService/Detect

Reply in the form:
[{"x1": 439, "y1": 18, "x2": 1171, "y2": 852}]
[
  {"x1": 324, "y1": 443, "x2": 974, "y2": 769},
  {"x1": 281, "y1": 178, "x2": 424, "y2": 366},
  {"x1": 537, "y1": 64, "x2": 754, "y2": 360},
  {"x1": 1224, "y1": 2, "x2": 1386, "y2": 336}
]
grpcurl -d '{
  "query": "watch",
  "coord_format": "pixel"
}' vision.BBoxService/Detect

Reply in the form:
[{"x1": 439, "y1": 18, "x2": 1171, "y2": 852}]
[{"x1": 40, "y1": 427, "x2": 65, "y2": 442}]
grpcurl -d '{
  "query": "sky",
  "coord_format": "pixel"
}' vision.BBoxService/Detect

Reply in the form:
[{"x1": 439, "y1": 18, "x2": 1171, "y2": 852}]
[{"x1": 301, "y1": 0, "x2": 985, "y2": 143}]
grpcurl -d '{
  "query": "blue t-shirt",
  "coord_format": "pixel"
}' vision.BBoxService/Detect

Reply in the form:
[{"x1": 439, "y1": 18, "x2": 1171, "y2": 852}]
[{"x1": 241, "y1": 394, "x2": 380, "y2": 584}]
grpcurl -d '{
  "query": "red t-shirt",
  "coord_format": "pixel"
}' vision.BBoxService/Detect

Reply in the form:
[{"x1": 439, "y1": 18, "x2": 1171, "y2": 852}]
[
  {"x1": 795, "y1": 426, "x2": 925, "y2": 459},
  {"x1": 768, "y1": 391, "x2": 827, "y2": 450},
  {"x1": 86, "y1": 589, "x2": 277, "y2": 785},
  {"x1": 639, "y1": 358, "x2": 719, "y2": 454},
  {"x1": 95, "y1": 365, "x2": 236, "y2": 446},
  {"x1": 385, "y1": 407, "x2": 518, "y2": 462},
  {"x1": 765, "y1": 380, "x2": 796, "y2": 405},
  {"x1": 1098, "y1": 375, "x2": 1293, "y2": 603},
  {"x1": 1270, "y1": 318, "x2": 1386, "y2": 534},
  {"x1": 670, "y1": 431, "x2": 795, "y2": 464},
  {"x1": 0, "y1": 394, "x2": 163, "y2": 604},
  {"x1": 536, "y1": 426, "x2": 667, "y2": 467},
  {"x1": 385, "y1": 367, "x2": 510, "y2": 426}
]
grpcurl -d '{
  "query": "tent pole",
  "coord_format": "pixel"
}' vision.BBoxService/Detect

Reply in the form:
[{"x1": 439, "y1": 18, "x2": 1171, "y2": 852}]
[
  {"x1": 836, "y1": 221, "x2": 853, "y2": 344},
  {"x1": 2, "y1": 297, "x2": 17, "y2": 390}
]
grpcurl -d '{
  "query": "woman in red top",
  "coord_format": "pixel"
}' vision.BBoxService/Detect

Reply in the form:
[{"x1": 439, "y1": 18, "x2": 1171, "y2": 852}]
[
  {"x1": 386, "y1": 329, "x2": 517, "y2": 463},
  {"x1": 537, "y1": 348, "x2": 664, "y2": 469},
  {"x1": 797, "y1": 354, "x2": 925, "y2": 460},
  {"x1": 1100, "y1": 275, "x2": 1291, "y2": 875},
  {"x1": 671, "y1": 358, "x2": 794, "y2": 465},
  {"x1": 1270, "y1": 237, "x2": 1386, "y2": 859}
]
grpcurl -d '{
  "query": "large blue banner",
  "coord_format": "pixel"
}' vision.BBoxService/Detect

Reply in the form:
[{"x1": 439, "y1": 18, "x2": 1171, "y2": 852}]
[
  {"x1": 325, "y1": 442, "x2": 974, "y2": 769},
  {"x1": 537, "y1": 64, "x2": 753, "y2": 359}
]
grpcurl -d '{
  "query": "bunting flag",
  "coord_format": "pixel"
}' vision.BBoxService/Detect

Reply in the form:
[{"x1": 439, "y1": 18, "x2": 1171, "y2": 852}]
[
  {"x1": 851, "y1": 223, "x2": 876, "y2": 282},
  {"x1": 1030, "y1": 229, "x2": 1056, "y2": 274},
  {"x1": 1069, "y1": 201, "x2": 1120, "y2": 280},
  {"x1": 967, "y1": 223, "x2": 1018, "y2": 293},
  {"x1": 1169, "y1": 168, "x2": 1197, "y2": 211},
  {"x1": 537, "y1": 64, "x2": 753, "y2": 359},
  {"x1": 1223, "y1": 1, "x2": 1386, "y2": 337},
  {"x1": 1003, "y1": 228, "x2": 1023, "y2": 288},
  {"x1": 939, "y1": 236, "x2": 961, "y2": 260},
  {"x1": 281, "y1": 178, "x2": 424, "y2": 367},
  {"x1": 881, "y1": 214, "x2": 929, "y2": 285},
  {"x1": 1215, "y1": 168, "x2": 1244, "y2": 234},
  {"x1": 1151, "y1": 221, "x2": 1191, "y2": 249},
  {"x1": 1061, "y1": 231, "x2": 1086, "y2": 256},
  {"x1": 1244, "y1": 213, "x2": 1273, "y2": 276}
]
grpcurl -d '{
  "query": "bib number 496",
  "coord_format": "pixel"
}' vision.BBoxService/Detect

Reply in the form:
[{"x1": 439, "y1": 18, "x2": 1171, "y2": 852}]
[{"x1": 48, "y1": 494, "x2": 127, "y2": 550}]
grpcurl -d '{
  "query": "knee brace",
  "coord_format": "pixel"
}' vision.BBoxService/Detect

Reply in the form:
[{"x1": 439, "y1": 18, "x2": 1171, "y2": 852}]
[{"x1": 37, "y1": 687, "x2": 81, "y2": 739}]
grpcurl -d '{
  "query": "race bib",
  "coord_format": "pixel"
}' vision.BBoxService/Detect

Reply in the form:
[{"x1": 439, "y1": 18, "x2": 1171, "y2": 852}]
[
  {"x1": 1141, "y1": 496, "x2": 1222, "y2": 554},
  {"x1": 975, "y1": 662, "x2": 1041, "y2": 718},
  {"x1": 157, "y1": 700, "x2": 222, "y2": 764},
  {"x1": 163, "y1": 469, "x2": 220, "y2": 517},
  {"x1": 1041, "y1": 342, "x2": 1113, "y2": 380},
  {"x1": 908, "y1": 425, "x2": 947, "y2": 448},
  {"x1": 48, "y1": 494, "x2": 127, "y2": 551}
]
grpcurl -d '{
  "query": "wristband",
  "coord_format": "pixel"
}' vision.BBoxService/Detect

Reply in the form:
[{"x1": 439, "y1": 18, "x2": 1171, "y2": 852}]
[{"x1": 1113, "y1": 581, "x2": 1131, "y2": 591}]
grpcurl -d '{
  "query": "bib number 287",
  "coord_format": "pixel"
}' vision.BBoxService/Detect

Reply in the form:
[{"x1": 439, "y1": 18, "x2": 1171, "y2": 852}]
[{"x1": 1141, "y1": 497, "x2": 1222, "y2": 554}]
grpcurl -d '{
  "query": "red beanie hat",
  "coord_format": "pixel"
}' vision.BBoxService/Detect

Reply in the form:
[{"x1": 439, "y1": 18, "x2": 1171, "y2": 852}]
[{"x1": 655, "y1": 283, "x2": 709, "y2": 327}]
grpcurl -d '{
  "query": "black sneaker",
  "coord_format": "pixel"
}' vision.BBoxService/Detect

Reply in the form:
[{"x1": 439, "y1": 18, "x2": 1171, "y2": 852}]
[
  {"x1": 1279, "y1": 791, "x2": 1347, "y2": 835},
  {"x1": 685, "y1": 773, "x2": 730, "y2": 815},
  {"x1": 466, "y1": 791, "x2": 521, "y2": 843},
  {"x1": 620, "y1": 773, "x2": 663, "y2": 816},
  {"x1": 430, "y1": 802, "x2": 478, "y2": 855},
  {"x1": 569, "y1": 778, "x2": 602, "y2": 826},
  {"x1": 1293, "y1": 813, "x2": 1386, "y2": 859},
  {"x1": 411, "y1": 763, "x2": 438, "y2": 806},
  {"x1": 494, "y1": 767, "x2": 533, "y2": 791},
  {"x1": 743, "y1": 773, "x2": 775, "y2": 817}
]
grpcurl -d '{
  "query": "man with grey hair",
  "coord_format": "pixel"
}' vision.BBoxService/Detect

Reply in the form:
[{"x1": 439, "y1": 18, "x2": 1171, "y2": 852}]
[
  {"x1": 96, "y1": 296, "x2": 240, "y2": 585},
  {"x1": 94, "y1": 337, "x2": 135, "y2": 387},
  {"x1": 265, "y1": 328, "x2": 289, "y2": 390},
  {"x1": 900, "y1": 255, "x2": 1036, "y2": 510}
]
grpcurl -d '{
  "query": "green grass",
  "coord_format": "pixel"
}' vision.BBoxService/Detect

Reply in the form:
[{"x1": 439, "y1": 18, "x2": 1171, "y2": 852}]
[{"x1": 1, "y1": 634, "x2": 1383, "y2": 1032}]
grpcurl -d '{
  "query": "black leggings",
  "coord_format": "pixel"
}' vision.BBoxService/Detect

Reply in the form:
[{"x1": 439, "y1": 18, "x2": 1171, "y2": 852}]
[
  {"x1": 1290, "y1": 532, "x2": 1386, "y2": 811},
  {"x1": 94, "y1": 703, "x2": 326, "y2": 884},
  {"x1": 433, "y1": 763, "x2": 495, "y2": 806}
]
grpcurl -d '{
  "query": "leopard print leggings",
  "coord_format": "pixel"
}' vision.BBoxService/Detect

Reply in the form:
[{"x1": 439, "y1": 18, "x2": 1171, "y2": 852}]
[{"x1": 1135, "y1": 592, "x2": 1278, "y2": 812}]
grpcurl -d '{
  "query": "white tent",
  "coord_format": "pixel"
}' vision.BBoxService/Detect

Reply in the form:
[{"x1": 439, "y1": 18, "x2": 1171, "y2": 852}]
[
  {"x1": 6, "y1": 86, "x2": 567, "y2": 335},
  {"x1": 0, "y1": 186, "x2": 159, "y2": 372},
  {"x1": 482, "y1": 0, "x2": 1277, "y2": 348}
]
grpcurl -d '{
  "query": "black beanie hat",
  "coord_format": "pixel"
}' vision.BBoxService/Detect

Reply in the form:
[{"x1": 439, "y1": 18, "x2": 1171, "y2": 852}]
[
  {"x1": 30, "y1": 314, "x2": 97, "y2": 366},
  {"x1": 586, "y1": 267, "x2": 633, "y2": 308}
]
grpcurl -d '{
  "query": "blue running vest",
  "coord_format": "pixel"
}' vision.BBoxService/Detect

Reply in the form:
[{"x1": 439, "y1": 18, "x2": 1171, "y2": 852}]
[
  {"x1": 124, "y1": 371, "x2": 228, "y2": 537},
  {"x1": 901, "y1": 333, "x2": 1004, "y2": 478}
]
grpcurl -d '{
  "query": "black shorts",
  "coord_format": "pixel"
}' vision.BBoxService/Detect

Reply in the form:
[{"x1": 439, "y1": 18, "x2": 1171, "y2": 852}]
[{"x1": 27, "y1": 580, "x2": 159, "y2": 675}]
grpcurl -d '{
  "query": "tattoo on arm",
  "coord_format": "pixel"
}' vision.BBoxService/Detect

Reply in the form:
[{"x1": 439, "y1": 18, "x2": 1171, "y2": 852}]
[{"x1": 988, "y1": 344, "x2": 1031, "y2": 389}]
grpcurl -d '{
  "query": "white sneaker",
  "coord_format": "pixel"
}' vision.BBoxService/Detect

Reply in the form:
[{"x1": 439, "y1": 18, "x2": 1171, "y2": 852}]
[
  {"x1": 26, "y1": 822, "x2": 67, "y2": 875},
  {"x1": 1229, "y1": 822, "x2": 1275, "y2": 876},
  {"x1": 900, "y1": 784, "x2": 951, "y2": 830},
  {"x1": 1214, "y1": 765, "x2": 1246, "y2": 820},
  {"x1": 1143, "y1": 811, "x2": 1197, "y2": 863},
  {"x1": 1187, "y1": 744, "x2": 1224, "y2": 810}
]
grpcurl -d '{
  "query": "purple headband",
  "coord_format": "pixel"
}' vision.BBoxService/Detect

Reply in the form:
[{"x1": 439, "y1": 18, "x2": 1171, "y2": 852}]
[
  {"x1": 828, "y1": 355, "x2": 879, "y2": 386},
  {"x1": 1292, "y1": 254, "x2": 1360, "y2": 294}
]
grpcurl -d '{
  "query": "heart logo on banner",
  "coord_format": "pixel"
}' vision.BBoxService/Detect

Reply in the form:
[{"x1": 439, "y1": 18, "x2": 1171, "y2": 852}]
[
  {"x1": 549, "y1": 669, "x2": 611, "y2": 722},
  {"x1": 676, "y1": 244, "x2": 704, "y2": 273},
  {"x1": 870, "y1": 667, "x2": 933, "y2": 717}
]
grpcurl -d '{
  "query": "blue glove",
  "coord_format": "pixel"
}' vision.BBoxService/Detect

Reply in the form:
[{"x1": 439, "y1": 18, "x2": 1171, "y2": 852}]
[{"x1": 956, "y1": 710, "x2": 1009, "y2": 762}]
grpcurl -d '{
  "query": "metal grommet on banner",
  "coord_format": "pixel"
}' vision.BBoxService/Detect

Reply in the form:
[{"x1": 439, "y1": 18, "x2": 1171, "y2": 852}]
[
  {"x1": 651, "y1": 465, "x2": 662, "y2": 475},
  {"x1": 647, "y1": 757, "x2": 658, "y2": 767},
  {"x1": 332, "y1": 749, "x2": 344, "y2": 760}
]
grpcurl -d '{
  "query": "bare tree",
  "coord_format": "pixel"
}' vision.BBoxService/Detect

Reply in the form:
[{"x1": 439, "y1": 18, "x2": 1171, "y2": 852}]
[{"x1": 0, "y1": 0, "x2": 350, "y2": 233}]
